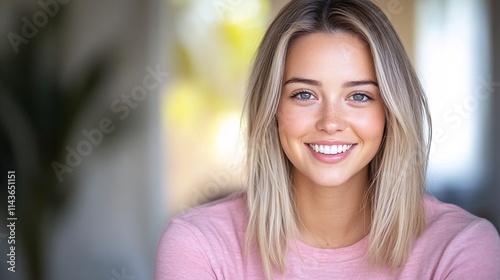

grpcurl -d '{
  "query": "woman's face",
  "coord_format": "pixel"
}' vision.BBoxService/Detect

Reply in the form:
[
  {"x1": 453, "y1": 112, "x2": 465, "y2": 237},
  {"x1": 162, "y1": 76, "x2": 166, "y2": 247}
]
[{"x1": 277, "y1": 32, "x2": 386, "y2": 189}]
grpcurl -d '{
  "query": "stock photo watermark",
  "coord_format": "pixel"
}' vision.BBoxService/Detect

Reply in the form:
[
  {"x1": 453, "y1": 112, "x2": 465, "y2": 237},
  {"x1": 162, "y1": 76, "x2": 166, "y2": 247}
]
[
  {"x1": 51, "y1": 65, "x2": 169, "y2": 182},
  {"x1": 177, "y1": 146, "x2": 244, "y2": 213},
  {"x1": 110, "y1": 266, "x2": 136, "y2": 280},
  {"x1": 5, "y1": 171, "x2": 17, "y2": 273},
  {"x1": 433, "y1": 75, "x2": 500, "y2": 146},
  {"x1": 373, "y1": 0, "x2": 414, "y2": 16},
  {"x1": 214, "y1": 0, "x2": 243, "y2": 19},
  {"x1": 7, "y1": 0, "x2": 72, "y2": 54}
]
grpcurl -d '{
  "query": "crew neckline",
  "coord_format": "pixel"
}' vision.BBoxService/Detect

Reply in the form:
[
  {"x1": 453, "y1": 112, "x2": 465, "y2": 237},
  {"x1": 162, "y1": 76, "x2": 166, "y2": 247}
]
[{"x1": 290, "y1": 234, "x2": 369, "y2": 263}]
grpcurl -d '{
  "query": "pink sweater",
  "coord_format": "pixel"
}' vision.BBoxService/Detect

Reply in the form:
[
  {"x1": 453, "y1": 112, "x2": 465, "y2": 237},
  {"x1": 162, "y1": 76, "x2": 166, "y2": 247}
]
[{"x1": 155, "y1": 194, "x2": 500, "y2": 279}]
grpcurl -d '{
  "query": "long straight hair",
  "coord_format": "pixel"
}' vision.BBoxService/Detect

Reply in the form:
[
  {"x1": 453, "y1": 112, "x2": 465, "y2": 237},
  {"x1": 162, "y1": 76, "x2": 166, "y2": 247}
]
[{"x1": 244, "y1": 0, "x2": 431, "y2": 278}]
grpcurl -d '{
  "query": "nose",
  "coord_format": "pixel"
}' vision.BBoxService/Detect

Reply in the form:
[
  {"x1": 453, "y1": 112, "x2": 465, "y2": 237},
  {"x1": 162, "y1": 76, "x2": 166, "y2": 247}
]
[{"x1": 316, "y1": 100, "x2": 346, "y2": 134}]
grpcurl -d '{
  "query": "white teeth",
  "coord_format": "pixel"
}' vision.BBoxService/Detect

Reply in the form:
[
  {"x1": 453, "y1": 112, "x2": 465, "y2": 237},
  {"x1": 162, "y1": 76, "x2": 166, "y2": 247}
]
[
  {"x1": 332, "y1": 145, "x2": 338, "y2": 154},
  {"x1": 309, "y1": 144, "x2": 353, "y2": 155},
  {"x1": 324, "y1": 146, "x2": 331, "y2": 154}
]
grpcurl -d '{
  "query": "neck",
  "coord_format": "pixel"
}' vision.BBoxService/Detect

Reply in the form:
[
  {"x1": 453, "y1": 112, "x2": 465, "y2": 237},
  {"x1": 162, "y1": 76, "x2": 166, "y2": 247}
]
[{"x1": 293, "y1": 168, "x2": 371, "y2": 249}]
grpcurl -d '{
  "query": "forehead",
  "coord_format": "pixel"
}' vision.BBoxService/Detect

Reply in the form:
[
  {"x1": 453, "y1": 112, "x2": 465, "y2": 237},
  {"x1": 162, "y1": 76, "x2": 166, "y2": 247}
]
[
  {"x1": 284, "y1": 32, "x2": 375, "y2": 81},
  {"x1": 288, "y1": 31, "x2": 369, "y2": 54}
]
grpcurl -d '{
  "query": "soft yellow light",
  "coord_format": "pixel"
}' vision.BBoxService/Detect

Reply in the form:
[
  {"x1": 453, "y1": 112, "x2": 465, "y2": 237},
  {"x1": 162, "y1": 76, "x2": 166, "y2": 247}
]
[{"x1": 215, "y1": 113, "x2": 241, "y2": 159}]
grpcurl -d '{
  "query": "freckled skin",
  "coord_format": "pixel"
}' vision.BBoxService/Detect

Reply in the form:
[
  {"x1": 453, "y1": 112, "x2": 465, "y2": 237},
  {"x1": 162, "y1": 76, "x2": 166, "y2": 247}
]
[{"x1": 277, "y1": 32, "x2": 386, "y2": 191}]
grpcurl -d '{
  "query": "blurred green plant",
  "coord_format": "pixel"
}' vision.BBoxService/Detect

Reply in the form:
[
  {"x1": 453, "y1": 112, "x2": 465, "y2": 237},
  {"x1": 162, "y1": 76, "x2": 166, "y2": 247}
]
[{"x1": 0, "y1": 5, "x2": 114, "y2": 279}]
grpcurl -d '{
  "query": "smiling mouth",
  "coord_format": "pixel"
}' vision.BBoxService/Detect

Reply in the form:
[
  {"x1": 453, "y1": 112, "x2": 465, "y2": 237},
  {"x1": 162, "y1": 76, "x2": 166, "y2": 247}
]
[{"x1": 308, "y1": 144, "x2": 354, "y2": 155}]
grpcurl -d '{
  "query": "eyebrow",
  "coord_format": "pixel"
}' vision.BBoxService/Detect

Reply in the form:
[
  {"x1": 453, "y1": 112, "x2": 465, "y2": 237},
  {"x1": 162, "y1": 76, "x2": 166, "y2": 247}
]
[
  {"x1": 283, "y1": 77, "x2": 322, "y2": 86},
  {"x1": 283, "y1": 77, "x2": 378, "y2": 88},
  {"x1": 343, "y1": 80, "x2": 379, "y2": 88}
]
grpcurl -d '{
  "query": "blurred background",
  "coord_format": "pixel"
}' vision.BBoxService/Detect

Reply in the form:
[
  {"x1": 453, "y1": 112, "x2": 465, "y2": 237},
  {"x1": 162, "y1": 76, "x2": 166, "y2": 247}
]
[{"x1": 0, "y1": 0, "x2": 498, "y2": 279}]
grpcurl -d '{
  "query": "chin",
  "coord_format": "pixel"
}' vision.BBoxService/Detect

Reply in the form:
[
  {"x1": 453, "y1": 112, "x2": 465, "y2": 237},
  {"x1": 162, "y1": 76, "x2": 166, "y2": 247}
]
[{"x1": 311, "y1": 176, "x2": 351, "y2": 188}]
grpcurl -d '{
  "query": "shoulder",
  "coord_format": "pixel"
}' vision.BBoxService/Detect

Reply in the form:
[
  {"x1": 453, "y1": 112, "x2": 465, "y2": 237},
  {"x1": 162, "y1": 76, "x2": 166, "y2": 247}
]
[
  {"x1": 423, "y1": 195, "x2": 499, "y2": 241},
  {"x1": 415, "y1": 195, "x2": 500, "y2": 278},
  {"x1": 173, "y1": 191, "x2": 247, "y2": 229},
  {"x1": 154, "y1": 192, "x2": 248, "y2": 279},
  {"x1": 159, "y1": 191, "x2": 247, "y2": 247},
  {"x1": 425, "y1": 195, "x2": 482, "y2": 225}
]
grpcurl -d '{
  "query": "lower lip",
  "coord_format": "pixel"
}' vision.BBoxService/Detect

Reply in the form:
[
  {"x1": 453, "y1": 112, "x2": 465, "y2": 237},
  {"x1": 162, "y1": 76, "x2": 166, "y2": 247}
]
[{"x1": 306, "y1": 144, "x2": 355, "y2": 164}]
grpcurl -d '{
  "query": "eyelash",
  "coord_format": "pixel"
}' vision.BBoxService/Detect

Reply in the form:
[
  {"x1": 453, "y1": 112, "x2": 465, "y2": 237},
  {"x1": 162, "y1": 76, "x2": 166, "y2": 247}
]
[
  {"x1": 290, "y1": 90, "x2": 316, "y2": 101},
  {"x1": 289, "y1": 90, "x2": 373, "y2": 103},
  {"x1": 348, "y1": 92, "x2": 373, "y2": 103}
]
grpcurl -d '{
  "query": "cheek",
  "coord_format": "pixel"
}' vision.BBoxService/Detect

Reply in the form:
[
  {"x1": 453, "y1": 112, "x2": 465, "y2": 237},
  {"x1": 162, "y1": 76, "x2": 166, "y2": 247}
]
[
  {"x1": 351, "y1": 108, "x2": 386, "y2": 141},
  {"x1": 277, "y1": 106, "x2": 298, "y2": 135},
  {"x1": 277, "y1": 106, "x2": 315, "y2": 140}
]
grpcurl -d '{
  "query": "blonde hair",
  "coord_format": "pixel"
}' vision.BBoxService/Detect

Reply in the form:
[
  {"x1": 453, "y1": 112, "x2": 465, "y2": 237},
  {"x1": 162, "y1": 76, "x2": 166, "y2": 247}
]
[{"x1": 243, "y1": 0, "x2": 431, "y2": 278}]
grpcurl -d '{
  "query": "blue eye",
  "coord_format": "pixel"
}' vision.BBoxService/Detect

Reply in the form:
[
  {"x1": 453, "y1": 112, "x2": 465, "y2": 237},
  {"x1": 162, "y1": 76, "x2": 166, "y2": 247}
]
[
  {"x1": 291, "y1": 91, "x2": 315, "y2": 101},
  {"x1": 350, "y1": 92, "x2": 371, "y2": 102}
]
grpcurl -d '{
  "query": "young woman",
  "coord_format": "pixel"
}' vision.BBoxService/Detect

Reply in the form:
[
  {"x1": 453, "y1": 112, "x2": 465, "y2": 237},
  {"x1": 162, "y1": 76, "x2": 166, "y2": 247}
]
[{"x1": 155, "y1": 0, "x2": 500, "y2": 279}]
